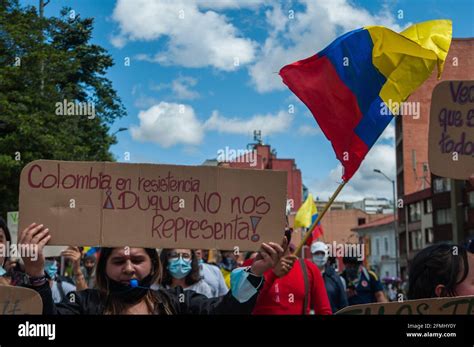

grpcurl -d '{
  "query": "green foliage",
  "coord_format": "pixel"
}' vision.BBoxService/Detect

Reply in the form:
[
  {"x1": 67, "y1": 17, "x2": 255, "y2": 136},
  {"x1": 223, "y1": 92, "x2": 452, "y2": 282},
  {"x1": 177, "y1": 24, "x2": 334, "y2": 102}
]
[{"x1": 0, "y1": 0, "x2": 126, "y2": 215}]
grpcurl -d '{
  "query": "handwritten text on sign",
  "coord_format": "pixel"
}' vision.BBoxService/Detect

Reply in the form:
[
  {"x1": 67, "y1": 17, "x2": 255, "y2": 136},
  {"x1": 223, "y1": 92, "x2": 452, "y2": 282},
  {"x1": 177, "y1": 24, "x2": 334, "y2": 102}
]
[
  {"x1": 429, "y1": 80, "x2": 474, "y2": 179},
  {"x1": 19, "y1": 160, "x2": 287, "y2": 250},
  {"x1": 335, "y1": 295, "x2": 474, "y2": 315}
]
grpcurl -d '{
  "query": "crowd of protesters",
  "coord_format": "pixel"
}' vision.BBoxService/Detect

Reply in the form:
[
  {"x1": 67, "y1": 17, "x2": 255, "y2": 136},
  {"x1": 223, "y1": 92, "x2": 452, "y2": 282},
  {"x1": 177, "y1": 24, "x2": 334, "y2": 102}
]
[{"x1": 0, "y1": 216, "x2": 473, "y2": 315}]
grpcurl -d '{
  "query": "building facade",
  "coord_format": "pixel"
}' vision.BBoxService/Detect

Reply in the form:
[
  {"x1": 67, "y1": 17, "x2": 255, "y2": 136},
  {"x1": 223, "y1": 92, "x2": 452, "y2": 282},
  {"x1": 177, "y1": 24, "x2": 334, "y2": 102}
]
[
  {"x1": 352, "y1": 215, "x2": 398, "y2": 280},
  {"x1": 395, "y1": 38, "x2": 474, "y2": 278}
]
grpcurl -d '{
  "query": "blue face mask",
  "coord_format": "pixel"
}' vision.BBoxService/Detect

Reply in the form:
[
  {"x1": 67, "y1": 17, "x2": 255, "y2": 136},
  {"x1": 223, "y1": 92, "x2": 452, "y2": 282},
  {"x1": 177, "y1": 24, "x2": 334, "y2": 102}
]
[
  {"x1": 167, "y1": 258, "x2": 192, "y2": 279},
  {"x1": 44, "y1": 261, "x2": 58, "y2": 279},
  {"x1": 198, "y1": 259, "x2": 204, "y2": 265},
  {"x1": 0, "y1": 266, "x2": 6, "y2": 277},
  {"x1": 230, "y1": 267, "x2": 258, "y2": 303}
]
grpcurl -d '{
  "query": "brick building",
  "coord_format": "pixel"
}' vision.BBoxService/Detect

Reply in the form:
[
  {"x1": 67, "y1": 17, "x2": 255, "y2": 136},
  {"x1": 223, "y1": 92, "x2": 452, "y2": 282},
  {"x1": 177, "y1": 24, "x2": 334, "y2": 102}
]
[
  {"x1": 396, "y1": 38, "x2": 474, "y2": 278},
  {"x1": 204, "y1": 134, "x2": 303, "y2": 215}
]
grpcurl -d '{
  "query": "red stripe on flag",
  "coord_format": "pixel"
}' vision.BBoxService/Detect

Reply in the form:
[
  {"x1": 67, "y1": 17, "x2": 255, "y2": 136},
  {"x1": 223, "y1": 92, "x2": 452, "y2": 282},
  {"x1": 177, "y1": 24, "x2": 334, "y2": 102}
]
[{"x1": 280, "y1": 55, "x2": 369, "y2": 180}]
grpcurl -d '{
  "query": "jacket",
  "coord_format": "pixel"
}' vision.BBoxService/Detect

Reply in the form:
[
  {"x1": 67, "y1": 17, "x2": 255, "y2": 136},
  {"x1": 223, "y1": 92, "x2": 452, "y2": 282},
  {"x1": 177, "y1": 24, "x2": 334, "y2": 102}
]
[{"x1": 26, "y1": 273, "x2": 263, "y2": 315}]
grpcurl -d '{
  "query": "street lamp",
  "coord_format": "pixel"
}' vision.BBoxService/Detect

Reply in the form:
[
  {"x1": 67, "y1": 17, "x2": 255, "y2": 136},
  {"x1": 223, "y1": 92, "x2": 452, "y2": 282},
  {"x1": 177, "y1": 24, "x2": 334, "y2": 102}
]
[
  {"x1": 112, "y1": 127, "x2": 128, "y2": 136},
  {"x1": 374, "y1": 168, "x2": 400, "y2": 278}
]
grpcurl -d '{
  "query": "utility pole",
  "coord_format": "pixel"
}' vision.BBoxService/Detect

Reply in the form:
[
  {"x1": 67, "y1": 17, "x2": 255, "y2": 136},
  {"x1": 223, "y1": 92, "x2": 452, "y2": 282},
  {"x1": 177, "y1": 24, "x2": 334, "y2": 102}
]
[
  {"x1": 374, "y1": 169, "x2": 400, "y2": 279},
  {"x1": 39, "y1": 0, "x2": 50, "y2": 94}
]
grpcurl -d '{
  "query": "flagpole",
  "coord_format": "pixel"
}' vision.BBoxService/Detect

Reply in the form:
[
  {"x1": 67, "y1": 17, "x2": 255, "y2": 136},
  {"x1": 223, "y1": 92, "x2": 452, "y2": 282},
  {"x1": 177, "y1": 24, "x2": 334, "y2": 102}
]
[{"x1": 293, "y1": 180, "x2": 347, "y2": 256}]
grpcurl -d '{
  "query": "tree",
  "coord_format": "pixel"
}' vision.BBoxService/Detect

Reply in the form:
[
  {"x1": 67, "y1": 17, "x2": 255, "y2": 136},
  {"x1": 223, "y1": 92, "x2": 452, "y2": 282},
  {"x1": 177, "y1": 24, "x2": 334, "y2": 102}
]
[{"x1": 0, "y1": 0, "x2": 126, "y2": 216}]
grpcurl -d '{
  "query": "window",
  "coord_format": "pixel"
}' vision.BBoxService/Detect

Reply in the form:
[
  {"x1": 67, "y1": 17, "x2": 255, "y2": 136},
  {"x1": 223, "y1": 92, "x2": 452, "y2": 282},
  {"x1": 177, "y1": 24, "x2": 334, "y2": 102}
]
[
  {"x1": 375, "y1": 238, "x2": 380, "y2": 256},
  {"x1": 435, "y1": 209, "x2": 452, "y2": 225},
  {"x1": 409, "y1": 202, "x2": 421, "y2": 222},
  {"x1": 425, "y1": 228, "x2": 434, "y2": 244},
  {"x1": 468, "y1": 191, "x2": 474, "y2": 208},
  {"x1": 424, "y1": 199, "x2": 433, "y2": 214},
  {"x1": 384, "y1": 237, "x2": 389, "y2": 255},
  {"x1": 411, "y1": 230, "x2": 423, "y2": 250},
  {"x1": 358, "y1": 218, "x2": 366, "y2": 225},
  {"x1": 433, "y1": 177, "x2": 451, "y2": 193}
]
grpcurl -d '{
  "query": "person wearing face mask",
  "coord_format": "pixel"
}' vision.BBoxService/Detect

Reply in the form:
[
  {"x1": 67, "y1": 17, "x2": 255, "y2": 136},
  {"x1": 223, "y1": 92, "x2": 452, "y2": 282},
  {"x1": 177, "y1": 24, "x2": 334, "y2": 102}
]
[
  {"x1": 19, "y1": 222, "x2": 287, "y2": 315},
  {"x1": 341, "y1": 257, "x2": 387, "y2": 305},
  {"x1": 44, "y1": 258, "x2": 77, "y2": 303},
  {"x1": 195, "y1": 249, "x2": 228, "y2": 297},
  {"x1": 0, "y1": 217, "x2": 12, "y2": 280},
  {"x1": 218, "y1": 250, "x2": 238, "y2": 288},
  {"x1": 310, "y1": 242, "x2": 348, "y2": 313},
  {"x1": 159, "y1": 249, "x2": 213, "y2": 298}
]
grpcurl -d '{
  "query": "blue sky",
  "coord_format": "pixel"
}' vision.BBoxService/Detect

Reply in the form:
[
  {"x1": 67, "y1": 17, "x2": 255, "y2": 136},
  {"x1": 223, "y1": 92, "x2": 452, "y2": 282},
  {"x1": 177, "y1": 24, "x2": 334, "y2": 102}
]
[{"x1": 22, "y1": 0, "x2": 474, "y2": 201}]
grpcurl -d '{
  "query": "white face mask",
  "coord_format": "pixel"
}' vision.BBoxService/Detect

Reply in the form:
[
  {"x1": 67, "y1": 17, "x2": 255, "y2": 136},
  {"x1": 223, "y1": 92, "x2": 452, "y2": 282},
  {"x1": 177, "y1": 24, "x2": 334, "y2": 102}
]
[{"x1": 312, "y1": 255, "x2": 327, "y2": 268}]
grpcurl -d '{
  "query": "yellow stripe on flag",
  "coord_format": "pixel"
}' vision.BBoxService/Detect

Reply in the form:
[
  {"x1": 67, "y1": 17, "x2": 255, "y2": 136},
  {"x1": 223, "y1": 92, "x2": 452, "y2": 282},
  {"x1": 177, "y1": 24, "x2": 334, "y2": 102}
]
[
  {"x1": 366, "y1": 20, "x2": 452, "y2": 113},
  {"x1": 294, "y1": 193, "x2": 316, "y2": 229}
]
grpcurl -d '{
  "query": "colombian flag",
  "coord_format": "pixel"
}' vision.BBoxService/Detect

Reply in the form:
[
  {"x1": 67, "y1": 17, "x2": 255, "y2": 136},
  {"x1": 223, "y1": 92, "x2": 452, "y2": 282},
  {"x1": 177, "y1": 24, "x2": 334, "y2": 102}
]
[
  {"x1": 294, "y1": 194, "x2": 323, "y2": 245},
  {"x1": 280, "y1": 20, "x2": 452, "y2": 181}
]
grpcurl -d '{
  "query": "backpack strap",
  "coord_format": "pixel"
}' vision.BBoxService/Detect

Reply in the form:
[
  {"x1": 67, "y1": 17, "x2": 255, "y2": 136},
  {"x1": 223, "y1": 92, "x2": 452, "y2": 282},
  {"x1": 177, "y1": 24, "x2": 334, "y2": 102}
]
[
  {"x1": 299, "y1": 258, "x2": 310, "y2": 315},
  {"x1": 56, "y1": 276, "x2": 67, "y2": 302}
]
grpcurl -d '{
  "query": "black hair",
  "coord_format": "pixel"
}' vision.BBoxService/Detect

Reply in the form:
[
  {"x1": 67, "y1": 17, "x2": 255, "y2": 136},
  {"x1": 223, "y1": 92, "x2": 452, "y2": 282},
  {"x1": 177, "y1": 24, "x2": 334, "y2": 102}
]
[
  {"x1": 160, "y1": 248, "x2": 200, "y2": 287},
  {"x1": 342, "y1": 256, "x2": 361, "y2": 265},
  {"x1": 407, "y1": 243, "x2": 470, "y2": 299},
  {"x1": 95, "y1": 247, "x2": 168, "y2": 315},
  {"x1": 0, "y1": 217, "x2": 12, "y2": 266}
]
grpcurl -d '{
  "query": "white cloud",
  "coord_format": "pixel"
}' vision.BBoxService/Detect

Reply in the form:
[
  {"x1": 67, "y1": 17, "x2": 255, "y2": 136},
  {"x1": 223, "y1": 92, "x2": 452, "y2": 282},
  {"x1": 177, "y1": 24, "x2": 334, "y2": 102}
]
[
  {"x1": 148, "y1": 76, "x2": 200, "y2": 100},
  {"x1": 171, "y1": 76, "x2": 200, "y2": 100},
  {"x1": 112, "y1": 0, "x2": 256, "y2": 71},
  {"x1": 197, "y1": 0, "x2": 266, "y2": 10},
  {"x1": 130, "y1": 102, "x2": 204, "y2": 147},
  {"x1": 250, "y1": 0, "x2": 405, "y2": 93},
  {"x1": 130, "y1": 103, "x2": 292, "y2": 147},
  {"x1": 204, "y1": 110, "x2": 293, "y2": 135},
  {"x1": 380, "y1": 122, "x2": 395, "y2": 140},
  {"x1": 298, "y1": 124, "x2": 320, "y2": 136},
  {"x1": 308, "y1": 143, "x2": 396, "y2": 202},
  {"x1": 133, "y1": 95, "x2": 161, "y2": 109}
]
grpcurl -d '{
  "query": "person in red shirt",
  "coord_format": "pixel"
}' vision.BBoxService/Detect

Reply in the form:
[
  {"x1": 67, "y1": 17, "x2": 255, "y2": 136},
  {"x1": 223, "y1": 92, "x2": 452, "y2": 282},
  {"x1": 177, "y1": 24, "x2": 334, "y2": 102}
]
[{"x1": 243, "y1": 234, "x2": 332, "y2": 315}]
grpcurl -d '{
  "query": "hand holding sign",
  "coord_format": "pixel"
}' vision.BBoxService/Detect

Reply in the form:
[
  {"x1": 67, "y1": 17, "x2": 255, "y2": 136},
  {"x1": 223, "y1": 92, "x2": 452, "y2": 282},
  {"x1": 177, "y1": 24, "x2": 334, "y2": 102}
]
[
  {"x1": 250, "y1": 237, "x2": 287, "y2": 276},
  {"x1": 272, "y1": 239, "x2": 298, "y2": 277},
  {"x1": 18, "y1": 223, "x2": 51, "y2": 278}
]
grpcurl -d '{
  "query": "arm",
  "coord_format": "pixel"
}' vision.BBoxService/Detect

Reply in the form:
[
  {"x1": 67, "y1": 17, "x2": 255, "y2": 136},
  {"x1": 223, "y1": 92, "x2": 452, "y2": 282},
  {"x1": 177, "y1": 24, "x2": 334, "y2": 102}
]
[
  {"x1": 177, "y1": 240, "x2": 287, "y2": 314},
  {"x1": 336, "y1": 276, "x2": 349, "y2": 310},
  {"x1": 62, "y1": 247, "x2": 88, "y2": 291},
  {"x1": 174, "y1": 268, "x2": 264, "y2": 314},
  {"x1": 370, "y1": 272, "x2": 388, "y2": 303},
  {"x1": 375, "y1": 290, "x2": 388, "y2": 303},
  {"x1": 18, "y1": 223, "x2": 93, "y2": 314},
  {"x1": 308, "y1": 261, "x2": 332, "y2": 315}
]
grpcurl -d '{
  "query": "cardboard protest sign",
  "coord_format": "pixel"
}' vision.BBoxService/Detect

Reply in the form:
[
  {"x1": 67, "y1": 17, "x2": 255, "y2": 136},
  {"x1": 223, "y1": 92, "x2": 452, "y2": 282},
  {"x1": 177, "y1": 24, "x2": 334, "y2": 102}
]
[
  {"x1": 428, "y1": 80, "x2": 474, "y2": 179},
  {"x1": 19, "y1": 160, "x2": 287, "y2": 250},
  {"x1": 7, "y1": 211, "x2": 18, "y2": 243},
  {"x1": 335, "y1": 295, "x2": 474, "y2": 315},
  {"x1": 9, "y1": 211, "x2": 66, "y2": 257},
  {"x1": 0, "y1": 286, "x2": 43, "y2": 315}
]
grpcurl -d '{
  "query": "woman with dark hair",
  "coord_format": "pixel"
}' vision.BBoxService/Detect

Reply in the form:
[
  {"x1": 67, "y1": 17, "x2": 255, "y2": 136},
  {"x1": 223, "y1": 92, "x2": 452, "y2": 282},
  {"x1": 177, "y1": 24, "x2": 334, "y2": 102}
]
[
  {"x1": 0, "y1": 217, "x2": 12, "y2": 276},
  {"x1": 0, "y1": 216, "x2": 14, "y2": 286},
  {"x1": 18, "y1": 223, "x2": 286, "y2": 315},
  {"x1": 159, "y1": 248, "x2": 213, "y2": 298},
  {"x1": 408, "y1": 242, "x2": 474, "y2": 299}
]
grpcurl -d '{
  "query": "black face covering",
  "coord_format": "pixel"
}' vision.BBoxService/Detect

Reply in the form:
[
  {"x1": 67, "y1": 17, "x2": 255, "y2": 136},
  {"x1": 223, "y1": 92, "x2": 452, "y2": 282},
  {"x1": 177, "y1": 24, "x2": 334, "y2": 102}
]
[
  {"x1": 107, "y1": 275, "x2": 154, "y2": 305},
  {"x1": 221, "y1": 257, "x2": 236, "y2": 271},
  {"x1": 346, "y1": 267, "x2": 359, "y2": 282}
]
